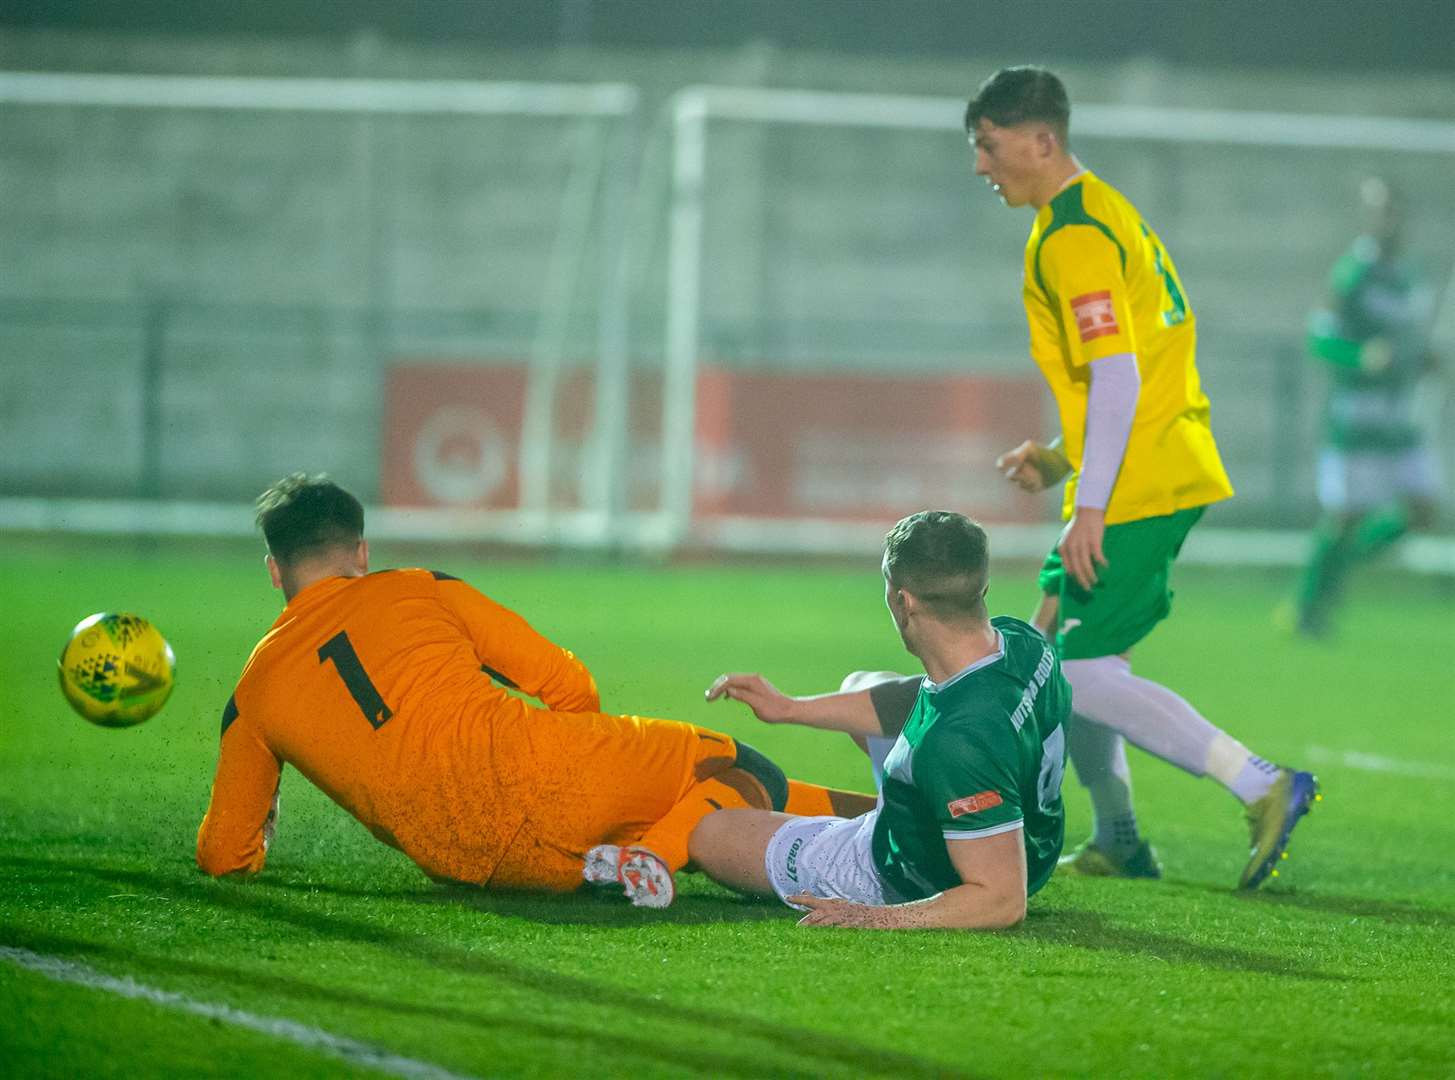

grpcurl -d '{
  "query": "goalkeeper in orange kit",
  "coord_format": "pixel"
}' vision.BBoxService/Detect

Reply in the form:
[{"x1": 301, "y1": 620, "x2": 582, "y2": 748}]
[{"x1": 197, "y1": 473, "x2": 869, "y2": 907}]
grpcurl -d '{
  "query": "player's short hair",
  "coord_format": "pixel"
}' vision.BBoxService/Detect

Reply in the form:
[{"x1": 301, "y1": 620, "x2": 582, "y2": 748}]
[
  {"x1": 964, "y1": 66, "x2": 1071, "y2": 143},
  {"x1": 883, "y1": 511, "x2": 990, "y2": 622},
  {"x1": 256, "y1": 473, "x2": 364, "y2": 565}
]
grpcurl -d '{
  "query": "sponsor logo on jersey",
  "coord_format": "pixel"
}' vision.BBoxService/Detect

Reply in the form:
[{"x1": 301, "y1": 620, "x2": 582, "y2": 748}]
[
  {"x1": 785, "y1": 837, "x2": 804, "y2": 882},
  {"x1": 1070, "y1": 290, "x2": 1120, "y2": 342},
  {"x1": 948, "y1": 790, "x2": 1004, "y2": 817}
]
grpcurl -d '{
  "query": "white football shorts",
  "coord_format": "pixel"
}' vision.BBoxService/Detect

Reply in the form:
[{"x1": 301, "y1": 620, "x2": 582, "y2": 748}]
[
  {"x1": 763, "y1": 810, "x2": 886, "y2": 909},
  {"x1": 1317, "y1": 446, "x2": 1441, "y2": 512}
]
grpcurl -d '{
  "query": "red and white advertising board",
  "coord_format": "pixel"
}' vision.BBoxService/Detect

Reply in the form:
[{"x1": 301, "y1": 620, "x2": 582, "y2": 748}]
[{"x1": 382, "y1": 363, "x2": 1046, "y2": 525}]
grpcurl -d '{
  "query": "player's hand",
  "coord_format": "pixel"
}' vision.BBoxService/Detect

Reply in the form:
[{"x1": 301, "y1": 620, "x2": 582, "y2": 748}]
[
  {"x1": 790, "y1": 893, "x2": 880, "y2": 928},
  {"x1": 1058, "y1": 507, "x2": 1108, "y2": 592},
  {"x1": 996, "y1": 440, "x2": 1070, "y2": 493},
  {"x1": 996, "y1": 440, "x2": 1046, "y2": 492},
  {"x1": 262, "y1": 790, "x2": 280, "y2": 850},
  {"x1": 705, "y1": 673, "x2": 800, "y2": 725},
  {"x1": 1359, "y1": 337, "x2": 1394, "y2": 374}
]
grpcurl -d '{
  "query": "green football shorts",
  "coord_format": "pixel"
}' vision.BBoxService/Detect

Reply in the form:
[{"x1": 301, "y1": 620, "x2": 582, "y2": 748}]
[{"x1": 1037, "y1": 506, "x2": 1205, "y2": 660}]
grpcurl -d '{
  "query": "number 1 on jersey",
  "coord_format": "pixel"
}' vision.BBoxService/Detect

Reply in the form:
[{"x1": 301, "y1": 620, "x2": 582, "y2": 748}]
[{"x1": 318, "y1": 631, "x2": 393, "y2": 729}]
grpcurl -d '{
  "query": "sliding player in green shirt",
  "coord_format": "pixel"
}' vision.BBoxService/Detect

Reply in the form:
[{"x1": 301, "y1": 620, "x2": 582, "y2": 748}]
[{"x1": 688, "y1": 511, "x2": 1068, "y2": 930}]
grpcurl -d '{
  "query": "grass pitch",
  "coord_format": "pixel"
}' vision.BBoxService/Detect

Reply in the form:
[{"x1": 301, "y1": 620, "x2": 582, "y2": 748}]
[{"x1": 2, "y1": 534, "x2": 1453, "y2": 1078}]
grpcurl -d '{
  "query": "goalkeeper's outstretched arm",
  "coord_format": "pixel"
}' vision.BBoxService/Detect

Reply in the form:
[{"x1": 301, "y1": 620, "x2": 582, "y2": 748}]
[{"x1": 197, "y1": 700, "x2": 282, "y2": 878}]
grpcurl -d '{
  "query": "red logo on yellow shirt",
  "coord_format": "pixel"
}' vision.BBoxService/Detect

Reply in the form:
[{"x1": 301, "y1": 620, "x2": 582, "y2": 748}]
[
  {"x1": 948, "y1": 790, "x2": 1004, "y2": 817},
  {"x1": 1070, "y1": 290, "x2": 1119, "y2": 342}
]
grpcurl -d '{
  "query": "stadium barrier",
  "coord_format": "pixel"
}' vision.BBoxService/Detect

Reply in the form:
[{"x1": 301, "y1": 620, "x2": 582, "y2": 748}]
[
  {"x1": 1, "y1": 72, "x2": 1453, "y2": 572},
  {"x1": 2, "y1": 495, "x2": 1453, "y2": 575}
]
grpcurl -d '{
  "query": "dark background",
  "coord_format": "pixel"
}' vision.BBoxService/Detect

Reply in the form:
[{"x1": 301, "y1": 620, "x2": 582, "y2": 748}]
[{"x1": 5, "y1": 0, "x2": 1453, "y2": 74}]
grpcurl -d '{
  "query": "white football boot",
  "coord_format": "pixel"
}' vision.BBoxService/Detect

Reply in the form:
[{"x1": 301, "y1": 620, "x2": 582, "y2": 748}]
[{"x1": 582, "y1": 844, "x2": 676, "y2": 909}]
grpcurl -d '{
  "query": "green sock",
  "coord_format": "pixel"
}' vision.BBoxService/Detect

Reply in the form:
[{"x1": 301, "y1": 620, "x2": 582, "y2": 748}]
[
  {"x1": 1296, "y1": 525, "x2": 1354, "y2": 626},
  {"x1": 1352, "y1": 506, "x2": 1408, "y2": 559}
]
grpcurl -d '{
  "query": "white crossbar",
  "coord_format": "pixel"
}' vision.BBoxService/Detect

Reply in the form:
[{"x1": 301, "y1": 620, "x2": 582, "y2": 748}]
[
  {"x1": 0, "y1": 71, "x2": 637, "y2": 116},
  {"x1": 677, "y1": 85, "x2": 1455, "y2": 154}
]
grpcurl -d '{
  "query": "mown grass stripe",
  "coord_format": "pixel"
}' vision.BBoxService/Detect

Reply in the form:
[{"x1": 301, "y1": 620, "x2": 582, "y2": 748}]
[
  {"x1": 0, "y1": 946, "x2": 478, "y2": 1080},
  {"x1": 1305, "y1": 745, "x2": 1455, "y2": 782}
]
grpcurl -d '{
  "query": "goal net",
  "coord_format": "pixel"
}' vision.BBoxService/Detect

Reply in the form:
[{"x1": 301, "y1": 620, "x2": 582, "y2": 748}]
[
  {"x1": 652, "y1": 86, "x2": 1455, "y2": 570},
  {"x1": 2, "y1": 73, "x2": 1451, "y2": 572},
  {"x1": 0, "y1": 71, "x2": 638, "y2": 546}
]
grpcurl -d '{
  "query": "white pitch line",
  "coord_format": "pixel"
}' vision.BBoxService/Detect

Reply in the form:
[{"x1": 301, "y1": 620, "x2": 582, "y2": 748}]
[
  {"x1": 0, "y1": 946, "x2": 479, "y2": 1080},
  {"x1": 1305, "y1": 745, "x2": 1455, "y2": 782}
]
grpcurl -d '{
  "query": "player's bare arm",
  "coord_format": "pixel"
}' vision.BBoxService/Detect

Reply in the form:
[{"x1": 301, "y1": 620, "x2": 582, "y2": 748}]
[
  {"x1": 1056, "y1": 507, "x2": 1108, "y2": 592},
  {"x1": 1029, "y1": 594, "x2": 1059, "y2": 639},
  {"x1": 995, "y1": 438, "x2": 1072, "y2": 493},
  {"x1": 705, "y1": 673, "x2": 883, "y2": 737},
  {"x1": 791, "y1": 827, "x2": 1028, "y2": 931}
]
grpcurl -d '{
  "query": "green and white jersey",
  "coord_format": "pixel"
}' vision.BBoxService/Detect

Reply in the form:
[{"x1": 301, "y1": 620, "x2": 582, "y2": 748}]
[
  {"x1": 871, "y1": 617, "x2": 1069, "y2": 903},
  {"x1": 1307, "y1": 236, "x2": 1435, "y2": 451}
]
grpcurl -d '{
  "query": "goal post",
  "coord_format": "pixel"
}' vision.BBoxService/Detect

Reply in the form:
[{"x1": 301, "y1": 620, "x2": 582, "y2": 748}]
[
  {"x1": 0, "y1": 70, "x2": 639, "y2": 546},
  {"x1": 3, "y1": 72, "x2": 1453, "y2": 575},
  {"x1": 658, "y1": 84, "x2": 1455, "y2": 570}
]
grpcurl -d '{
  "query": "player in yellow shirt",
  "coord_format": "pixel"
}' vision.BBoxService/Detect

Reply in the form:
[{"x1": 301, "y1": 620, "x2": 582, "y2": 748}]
[
  {"x1": 197, "y1": 473, "x2": 869, "y2": 906},
  {"x1": 965, "y1": 67, "x2": 1317, "y2": 889}
]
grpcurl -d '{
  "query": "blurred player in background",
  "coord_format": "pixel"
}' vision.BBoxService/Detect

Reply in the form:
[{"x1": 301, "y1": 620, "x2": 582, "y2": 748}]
[
  {"x1": 682, "y1": 511, "x2": 1068, "y2": 930},
  {"x1": 197, "y1": 473, "x2": 869, "y2": 907},
  {"x1": 966, "y1": 66, "x2": 1317, "y2": 889},
  {"x1": 1288, "y1": 178, "x2": 1443, "y2": 636}
]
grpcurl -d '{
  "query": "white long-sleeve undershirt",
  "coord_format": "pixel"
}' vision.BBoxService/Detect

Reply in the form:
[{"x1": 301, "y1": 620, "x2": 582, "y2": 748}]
[{"x1": 1076, "y1": 353, "x2": 1140, "y2": 510}]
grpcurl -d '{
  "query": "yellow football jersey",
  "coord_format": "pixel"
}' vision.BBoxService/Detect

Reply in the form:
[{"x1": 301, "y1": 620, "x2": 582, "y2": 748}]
[{"x1": 1022, "y1": 170, "x2": 1234, "y2": 524}]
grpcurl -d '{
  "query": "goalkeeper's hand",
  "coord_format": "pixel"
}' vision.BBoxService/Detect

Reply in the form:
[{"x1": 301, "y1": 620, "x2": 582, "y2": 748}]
[{"x1": 262, "y1": 789, "x2": 280, "y2": 851}]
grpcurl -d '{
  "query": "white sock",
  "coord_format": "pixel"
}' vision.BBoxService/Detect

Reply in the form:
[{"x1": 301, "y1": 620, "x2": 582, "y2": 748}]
[
  {"x1": 1061, "y1": 656, "x2": 1218, "y2": 775},
  {"x1": 1066, "y1": 715, "x2": 1143, "y2": 857},
  {"x1": 1062, "y1": 656, "x2": 1279, "y2": 806},
  {"x1": 1205, "y1": 732, "x2": 1282, "y2": 805}
]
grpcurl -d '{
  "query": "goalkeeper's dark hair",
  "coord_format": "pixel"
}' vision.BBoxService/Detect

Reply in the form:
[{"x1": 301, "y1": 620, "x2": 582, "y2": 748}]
[
  {"x1": 964, "y1": 66, "x2": 1070, "y2": 144},
  {"x1": 883, "y1": 511, "x2": 990, "y2": 623},
  {"x1": 256, "y1": 473, "x2": 364, "y2": 565}
]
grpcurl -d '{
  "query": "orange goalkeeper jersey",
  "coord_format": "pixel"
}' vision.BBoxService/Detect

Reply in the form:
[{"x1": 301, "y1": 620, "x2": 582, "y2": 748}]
[{"x1": 197, "y1": 569, "x2": 720, "y2": 886}]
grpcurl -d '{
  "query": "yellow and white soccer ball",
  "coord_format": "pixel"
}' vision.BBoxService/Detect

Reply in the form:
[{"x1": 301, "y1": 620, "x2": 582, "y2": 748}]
[{"x1": 58, "y1": 613, "x2": 176, "y2": 727}]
